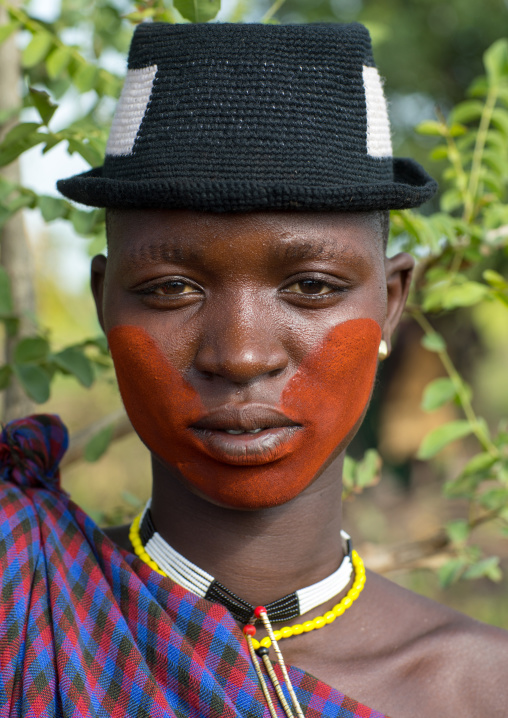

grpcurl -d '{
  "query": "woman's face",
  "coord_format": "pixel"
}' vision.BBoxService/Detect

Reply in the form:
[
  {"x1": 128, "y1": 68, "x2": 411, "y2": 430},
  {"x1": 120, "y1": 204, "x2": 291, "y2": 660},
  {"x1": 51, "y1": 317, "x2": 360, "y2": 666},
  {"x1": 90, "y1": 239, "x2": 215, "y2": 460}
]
[{"x1": 92, "y1": 209, "x2": 413, "y2": 509}]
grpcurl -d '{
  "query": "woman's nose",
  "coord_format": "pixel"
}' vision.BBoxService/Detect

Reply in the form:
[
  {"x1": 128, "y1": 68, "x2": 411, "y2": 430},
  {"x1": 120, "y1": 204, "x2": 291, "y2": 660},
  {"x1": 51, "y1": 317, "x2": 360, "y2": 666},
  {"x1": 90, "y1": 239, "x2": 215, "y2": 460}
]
[{"x1": 193, "y1": 299, "x2": 289, "y2": 385}]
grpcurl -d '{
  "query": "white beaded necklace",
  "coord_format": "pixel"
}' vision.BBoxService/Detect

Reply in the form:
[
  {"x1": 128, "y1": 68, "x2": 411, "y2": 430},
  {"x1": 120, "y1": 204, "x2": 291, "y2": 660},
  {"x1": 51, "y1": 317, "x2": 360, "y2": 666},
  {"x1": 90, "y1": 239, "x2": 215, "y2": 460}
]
[{"x1": 134, "y1": 500, "x2": 354, "y2": 624}]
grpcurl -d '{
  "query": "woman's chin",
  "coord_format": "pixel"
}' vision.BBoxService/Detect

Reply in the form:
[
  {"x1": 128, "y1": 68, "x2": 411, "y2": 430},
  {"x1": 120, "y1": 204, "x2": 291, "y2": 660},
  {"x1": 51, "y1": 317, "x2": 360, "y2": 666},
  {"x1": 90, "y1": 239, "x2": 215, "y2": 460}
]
[
  {"x1": 187, "y1": 480, "x2": 305, "y2": 511},
  {"x1": 152, "y1": 452, "x2": 309, "y2": 511}
]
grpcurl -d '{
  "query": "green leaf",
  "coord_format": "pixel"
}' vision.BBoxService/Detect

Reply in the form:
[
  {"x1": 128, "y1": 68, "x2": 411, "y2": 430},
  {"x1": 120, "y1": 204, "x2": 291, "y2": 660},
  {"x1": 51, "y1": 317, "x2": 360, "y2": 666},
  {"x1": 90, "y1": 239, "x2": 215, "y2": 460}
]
[
  {"x1": 22, "y1": 31, "x2": 53, "y2": 68},
  {"x1": 5, "y1": 192, "x2": 36, "y2": 215},
  {"x1": 449, "y1": 100, "x2": 484, "y2": 124},
  {"x1": 38, "y1": 195, "x2": 67, "y2": 221},
  {"x1": 72, "y1": 63, "x2": 98, "y2": 93},
  {"x1": 430, "y1": 145, "x2": 449, "y2": 161},
  {"x1": 355, "y1": 449, "x2": 382, "y2": 488},
  {"x1": 441, "y1": 281, "x2": 489, "y2": 310},
  {"x1": 2, "y1": 122, "x2": 42, "y2": 144},
  {"x1": 84, "y1": 334, "x2": 109, "y2": 354},
  {"x1": 86, "y1": 229, "x2": 107, "y2": 257},
  {"x1": 490, "y1": 108, "x2": 508, "y2": 138},
  {"x1": 438, "y1": 558, "x2": 466, "y2": 588},
  {"x1": 468, "y1": 76, "x2": 489, "y2": 98},
  {"x1": 84, "y1": 424, "x2": 114, "y2": 462},
  {"x1": 0, "y1": 365, "x2": 12, "y2": 390},
  {"x1": 461, "y1": 452, "x2": 497, "y2": 476},
  {"x1": 448, "y1": 123, "x2": 467, "y2": 137},
  {"x1": 66, "y1": 138, "x2": 103, "y2": 167},
  {"x1": 121, "y1": 490, "x2": 143, "y2": 509},
  {"x1": 417, "y1": 420, "x2": 473, "y2": 460},
  {"x1": 479, "y1": 487, "x2": 508, "y2": 511},
  {"x1": 483, "y1": 269, "x2": 508, "y2": 290},
  {"x1": 493, "y1": 291, "x2": 508, "y2": 308},
  {"x1": 42, "y1": 134, "x2": 62, "y2": 154},
  {"x1": 46, "y1": 46, "x2": 72, "y2": 79},
  {"x1": 95, "y1": 70, "x2": 122, "y2": 98},
  {"x1": 416, "y1": 120, "x2": 444, "y2": 136},
  {"x1": 463, "y1": 556, "x2": 502, "y2": 582},
  {"x1": 13, "y1": 364, "x2": 50, "y2": 403},
  {"x1": 173, "y1": 0, "x2": 221, "y2": 22},
  {"x1": 483, "y1": 129, "x2": 507, "y2": 154},
  {"x1": 422, "y1": 288, "x2": 447, "y2": 313},
  {"x1": 421, "y1": 333, "x2": 446, "y2": 353},
  {"x1": 446, "y1": 519, "x2": 470, "y2": 545},
  {"x1": 70, "y1": 208, "x2": 100, "y2": 235},
  {"x1": 29, "y1": 88, "x2": 57, "y2": 126},
  {"x1": 0, "y1": 21, "x2": 20, "y2": 45},
  {"x1": 481, "y1": 149, "x2": 506, "y2": 177},
  {"x1": 342, "y1": 449, "x2": 382, "y2": 498},
  {"x1": 54, "y1": 347, "x2": 94, "y2": 387},
  {"x1": 421, "y1": 377, "x2": 457, "y2": 412},
  {"x1": 443, "y1": 166, "x2": 458, "y2": 182},
  {"x1": 0, "y1": 132, "x2": 47, "y2": 167},
  {"x1": 14, "y1": 337, "x2": 50, "y2": 364},
  {"x1": 444, "y1": 472, "x2": 484, "y2": 499},
  {"x1": 478, "y1": 168, "x2": 504, "y2": 195},
  {"x1": 484, "y1": 39, "x2": 508, "y2": 85},
  {"x1": 440, "y1": 188, "x2": 463, "y2": 213},
  {"x1": 124, "y1": 9, "x2": 157, "y2": 22},
  {"x1": 0, "y1": 266, "x2": 14, "y2": 315}
]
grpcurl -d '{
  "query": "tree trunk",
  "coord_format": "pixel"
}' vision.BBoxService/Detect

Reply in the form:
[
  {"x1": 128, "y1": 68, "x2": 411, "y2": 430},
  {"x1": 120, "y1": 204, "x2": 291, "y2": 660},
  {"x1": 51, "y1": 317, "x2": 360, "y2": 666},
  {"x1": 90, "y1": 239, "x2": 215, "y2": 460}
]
[{"x1": 0, "y1": 2, "x2": 37, "y2": 422}]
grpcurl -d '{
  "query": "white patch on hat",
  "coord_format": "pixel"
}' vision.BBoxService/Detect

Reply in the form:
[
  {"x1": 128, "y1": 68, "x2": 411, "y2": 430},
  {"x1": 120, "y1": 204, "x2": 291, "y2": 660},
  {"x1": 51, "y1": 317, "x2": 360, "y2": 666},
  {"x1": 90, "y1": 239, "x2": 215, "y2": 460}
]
[
  {"x1": 106, "y1": 65, "x2": 158, "y2": 156},
  {"x1": 362, "y1": 65, "x2": 392, "y2": 158}
]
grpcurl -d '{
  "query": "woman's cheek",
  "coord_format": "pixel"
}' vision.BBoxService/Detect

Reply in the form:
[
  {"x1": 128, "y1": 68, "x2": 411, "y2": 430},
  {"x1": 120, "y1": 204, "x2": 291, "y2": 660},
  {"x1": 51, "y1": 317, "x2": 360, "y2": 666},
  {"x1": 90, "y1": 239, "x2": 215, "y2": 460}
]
[
  {"x1": 280, "y1": 317, "x2": 381, "y2": 475},
  {"x1": 107, "y1": 318, "x2": 381, "y2": 509}
]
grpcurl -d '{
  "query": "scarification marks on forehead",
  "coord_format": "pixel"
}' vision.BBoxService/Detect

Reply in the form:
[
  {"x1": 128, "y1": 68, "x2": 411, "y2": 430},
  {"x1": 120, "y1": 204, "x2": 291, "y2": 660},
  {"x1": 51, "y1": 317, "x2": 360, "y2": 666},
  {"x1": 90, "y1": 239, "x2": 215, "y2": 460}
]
[{"x1": 123, "y1": 242, "x2": 202, "y2": 266}]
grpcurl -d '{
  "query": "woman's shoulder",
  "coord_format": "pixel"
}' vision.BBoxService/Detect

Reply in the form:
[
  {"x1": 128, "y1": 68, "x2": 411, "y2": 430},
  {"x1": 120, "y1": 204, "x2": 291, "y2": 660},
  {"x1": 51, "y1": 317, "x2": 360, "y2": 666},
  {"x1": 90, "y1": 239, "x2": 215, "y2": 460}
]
[{"x1": 362, "y1": 571, "x2": 508, "y2": 717}]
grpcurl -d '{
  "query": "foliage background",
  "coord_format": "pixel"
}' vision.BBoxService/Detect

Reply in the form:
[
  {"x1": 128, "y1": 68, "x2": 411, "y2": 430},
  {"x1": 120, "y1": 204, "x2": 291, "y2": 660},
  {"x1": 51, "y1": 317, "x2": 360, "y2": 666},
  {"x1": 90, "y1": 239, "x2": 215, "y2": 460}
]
[{"x1": 1, "y1": 0, "x2": 508, "y2": 628}]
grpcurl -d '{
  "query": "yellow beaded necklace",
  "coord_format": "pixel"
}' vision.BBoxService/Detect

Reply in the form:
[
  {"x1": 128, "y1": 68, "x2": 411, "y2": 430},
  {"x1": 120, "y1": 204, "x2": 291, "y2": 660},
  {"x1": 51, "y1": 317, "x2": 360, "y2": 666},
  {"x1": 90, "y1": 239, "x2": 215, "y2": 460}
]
[
  {"x1": 250, "y1": 549, "x2": 365, "y2": 649},
  {"x1": 129, "y1": 513, "x2": 366, "y2": 646}
]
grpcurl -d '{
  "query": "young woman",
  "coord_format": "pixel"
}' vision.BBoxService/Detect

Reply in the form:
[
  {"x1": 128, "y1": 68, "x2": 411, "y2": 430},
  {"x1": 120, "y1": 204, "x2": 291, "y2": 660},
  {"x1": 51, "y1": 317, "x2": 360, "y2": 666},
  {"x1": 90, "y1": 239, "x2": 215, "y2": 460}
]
[{"x1": 1, "y1": 21, "x2": 507, "y2": 718}]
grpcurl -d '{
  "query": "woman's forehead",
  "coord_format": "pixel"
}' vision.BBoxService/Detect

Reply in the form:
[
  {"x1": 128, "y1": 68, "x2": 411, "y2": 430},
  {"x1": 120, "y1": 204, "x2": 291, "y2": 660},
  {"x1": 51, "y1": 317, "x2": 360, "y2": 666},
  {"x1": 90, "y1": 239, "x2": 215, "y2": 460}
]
[{"x1": 106, "y1": 208, "x2": 385, "y2": 266}]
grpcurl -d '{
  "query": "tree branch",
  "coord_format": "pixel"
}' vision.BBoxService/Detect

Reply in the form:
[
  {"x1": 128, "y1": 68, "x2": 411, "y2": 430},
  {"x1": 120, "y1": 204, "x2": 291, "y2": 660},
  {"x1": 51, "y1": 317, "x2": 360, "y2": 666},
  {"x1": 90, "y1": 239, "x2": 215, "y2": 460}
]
[
  {"x1": 360, "y1": 530, "x2": 450, "y2": 575},
  {"x1": 0, "y1": 1, "x2": 37, "y2": 422},
  {"x1": 61, "y1": 409, "x2": 135, "y2": 468}
]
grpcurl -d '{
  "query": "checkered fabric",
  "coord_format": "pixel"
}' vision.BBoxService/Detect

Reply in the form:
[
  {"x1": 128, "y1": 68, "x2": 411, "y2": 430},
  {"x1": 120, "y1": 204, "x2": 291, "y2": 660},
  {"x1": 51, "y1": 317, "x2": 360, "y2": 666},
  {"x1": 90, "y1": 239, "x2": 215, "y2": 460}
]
[{"x1": 0, "y1": 415, "x2": 388, "y2": 718}]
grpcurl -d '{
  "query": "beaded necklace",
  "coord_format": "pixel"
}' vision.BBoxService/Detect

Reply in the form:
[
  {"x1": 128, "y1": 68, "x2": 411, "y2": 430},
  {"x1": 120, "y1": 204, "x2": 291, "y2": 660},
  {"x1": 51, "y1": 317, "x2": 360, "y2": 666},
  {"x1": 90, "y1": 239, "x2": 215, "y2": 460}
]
[
  {"x1": 130, "y1": 502, "x2": 359, "y2": 623},
  {"x1": 129, "y1": 503, "x2": 366, "y2": 641},
  {"x1": 129, "y1": 503, "x2": 367, "y2": 718}
]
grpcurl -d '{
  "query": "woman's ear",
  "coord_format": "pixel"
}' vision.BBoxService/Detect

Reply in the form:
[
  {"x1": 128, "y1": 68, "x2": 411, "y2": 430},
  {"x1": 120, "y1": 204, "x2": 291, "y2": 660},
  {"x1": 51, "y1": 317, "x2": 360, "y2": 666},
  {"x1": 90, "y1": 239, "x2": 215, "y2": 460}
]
[
  {"x1": 382, "y1": 252, "x2": 414, "y2": 355},
  {"x1": 91, "y1": 254, "x2": 108, "y2": 333}
]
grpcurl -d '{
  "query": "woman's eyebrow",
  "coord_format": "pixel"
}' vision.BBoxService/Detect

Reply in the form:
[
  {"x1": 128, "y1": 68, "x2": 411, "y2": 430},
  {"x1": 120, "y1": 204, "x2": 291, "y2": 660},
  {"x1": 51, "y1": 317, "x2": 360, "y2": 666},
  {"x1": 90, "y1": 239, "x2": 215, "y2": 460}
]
[
  {"x1": 273, "y1": 239, "x2": 356, "y2": 264},
  {"x1": 123, "y1": 241, "x2": 202, "y2": 265}
]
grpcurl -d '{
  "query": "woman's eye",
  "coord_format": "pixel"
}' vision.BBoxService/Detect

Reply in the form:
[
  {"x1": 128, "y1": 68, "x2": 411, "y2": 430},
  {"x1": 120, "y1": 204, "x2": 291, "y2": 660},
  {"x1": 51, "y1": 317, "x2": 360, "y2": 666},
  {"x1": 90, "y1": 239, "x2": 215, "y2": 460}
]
[
  {"x1": 285, "y1": 279, "x2": 335, "y2": 295},
  {"x1": 153, "y1": 280, "x2": 197, "y2": 296}
]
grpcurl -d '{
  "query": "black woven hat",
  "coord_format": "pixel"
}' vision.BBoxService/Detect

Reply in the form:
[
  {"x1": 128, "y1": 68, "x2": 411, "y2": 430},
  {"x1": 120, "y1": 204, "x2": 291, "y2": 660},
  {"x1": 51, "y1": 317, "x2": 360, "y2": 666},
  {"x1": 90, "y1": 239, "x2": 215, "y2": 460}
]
[{"x1": 57, "y1": 22, "x2": 437, "y2": 212}]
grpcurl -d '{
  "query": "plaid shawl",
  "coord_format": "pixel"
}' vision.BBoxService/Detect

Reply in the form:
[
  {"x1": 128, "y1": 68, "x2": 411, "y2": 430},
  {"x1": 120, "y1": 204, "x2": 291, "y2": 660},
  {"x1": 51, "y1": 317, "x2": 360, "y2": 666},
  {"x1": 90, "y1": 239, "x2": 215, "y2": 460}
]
[{"x1": 0, "y1": 415, "x2": 388, "y2": 718}]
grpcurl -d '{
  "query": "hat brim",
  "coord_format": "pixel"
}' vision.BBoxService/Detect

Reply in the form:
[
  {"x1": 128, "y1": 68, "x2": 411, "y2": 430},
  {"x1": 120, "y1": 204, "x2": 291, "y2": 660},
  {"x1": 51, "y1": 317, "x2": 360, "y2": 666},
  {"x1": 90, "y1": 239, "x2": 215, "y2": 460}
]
[{"x1": 57, "y1": 157, "x2": 437, "y2": 212}]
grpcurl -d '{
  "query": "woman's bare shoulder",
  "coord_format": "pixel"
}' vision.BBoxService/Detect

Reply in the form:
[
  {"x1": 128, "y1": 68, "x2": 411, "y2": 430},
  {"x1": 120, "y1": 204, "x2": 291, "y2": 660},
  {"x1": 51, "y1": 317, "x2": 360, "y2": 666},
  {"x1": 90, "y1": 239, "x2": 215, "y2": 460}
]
[{"x1": 362, "y1": 571, "x2": 508, "y2": 717}]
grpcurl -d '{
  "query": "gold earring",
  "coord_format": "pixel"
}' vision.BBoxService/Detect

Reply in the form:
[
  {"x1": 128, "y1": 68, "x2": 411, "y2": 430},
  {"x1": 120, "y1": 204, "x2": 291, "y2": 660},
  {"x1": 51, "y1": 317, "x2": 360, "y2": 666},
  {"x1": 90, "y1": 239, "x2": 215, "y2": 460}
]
[{"x1": 378, "y1": 339, "x2": 388, "y2": 360}]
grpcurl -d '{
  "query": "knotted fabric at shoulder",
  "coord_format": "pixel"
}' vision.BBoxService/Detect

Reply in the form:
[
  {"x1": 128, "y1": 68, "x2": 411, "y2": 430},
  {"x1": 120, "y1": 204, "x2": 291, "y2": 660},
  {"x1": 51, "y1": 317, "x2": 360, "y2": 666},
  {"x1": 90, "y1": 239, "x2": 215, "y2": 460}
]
[{"x1": 0, "y1": 414, "x2": 68, "y2": 490}]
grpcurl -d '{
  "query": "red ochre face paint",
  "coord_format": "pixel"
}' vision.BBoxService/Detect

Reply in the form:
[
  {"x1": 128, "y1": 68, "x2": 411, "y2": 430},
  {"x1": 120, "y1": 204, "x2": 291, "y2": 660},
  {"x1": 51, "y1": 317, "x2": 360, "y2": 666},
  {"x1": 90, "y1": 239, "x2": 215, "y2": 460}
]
[{"x1": 108, "y1": 318, "x2": 381, "y2": 509}]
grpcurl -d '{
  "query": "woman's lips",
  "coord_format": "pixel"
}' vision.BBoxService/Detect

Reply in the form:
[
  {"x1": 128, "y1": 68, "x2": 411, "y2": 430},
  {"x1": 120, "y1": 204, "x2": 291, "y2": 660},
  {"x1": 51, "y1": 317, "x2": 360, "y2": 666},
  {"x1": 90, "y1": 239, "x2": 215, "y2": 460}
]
[
  {"x1": 190, "y1": 426, "x2": 302, "y2": 465},
  {"x1": 189, "y1": 405, "x2": 302, "y2": 465}
]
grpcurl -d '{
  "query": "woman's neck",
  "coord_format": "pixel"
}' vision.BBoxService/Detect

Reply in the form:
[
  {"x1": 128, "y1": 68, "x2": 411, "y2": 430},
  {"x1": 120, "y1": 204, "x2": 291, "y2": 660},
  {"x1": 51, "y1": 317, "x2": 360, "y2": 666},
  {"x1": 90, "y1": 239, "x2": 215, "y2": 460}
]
[{"x1": 150, "y1": 454, "x2": 345, "y2": 608}]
